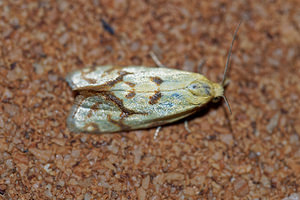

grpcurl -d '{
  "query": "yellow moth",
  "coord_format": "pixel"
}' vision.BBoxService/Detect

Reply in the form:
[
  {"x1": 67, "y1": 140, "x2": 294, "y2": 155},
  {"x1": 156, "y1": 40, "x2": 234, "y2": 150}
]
[{"x1": 66, "y1": 23, "x2": 241, "y2": 133}]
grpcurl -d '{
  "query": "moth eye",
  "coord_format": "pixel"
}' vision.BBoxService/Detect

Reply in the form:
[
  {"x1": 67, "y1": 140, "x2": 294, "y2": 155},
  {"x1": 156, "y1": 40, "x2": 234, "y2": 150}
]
[
  {"x1": 212, "y1": 96, "x2": 221, "y2": 103},
  {"x1": 191, "y1": 84, "x2": 198, "y2": 89}
]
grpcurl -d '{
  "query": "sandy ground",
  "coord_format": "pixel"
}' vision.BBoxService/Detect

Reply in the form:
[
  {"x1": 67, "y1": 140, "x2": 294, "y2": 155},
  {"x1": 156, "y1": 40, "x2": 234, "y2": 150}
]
[{"x1": 0, "y1": 0, "x2": 300, "y2": 199}]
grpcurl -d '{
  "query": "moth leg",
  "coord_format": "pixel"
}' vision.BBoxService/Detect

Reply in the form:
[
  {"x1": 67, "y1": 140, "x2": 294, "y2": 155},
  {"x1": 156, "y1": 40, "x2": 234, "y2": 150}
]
[
  {"x1": 154, "y1": 126, "x2": 162, "y2": 139},
  {"x1": 150, "y1": 51, "x2": 167, "y2": 68},
  {"x1": 223, "y1": 79, "x2": 231, "y2": 87},
  {"x1": 197, "y1": 59, "x2": 206, "y2": 73},
  {"x1": 184, "y1": 120, "x2": 191, "y2": 133}
]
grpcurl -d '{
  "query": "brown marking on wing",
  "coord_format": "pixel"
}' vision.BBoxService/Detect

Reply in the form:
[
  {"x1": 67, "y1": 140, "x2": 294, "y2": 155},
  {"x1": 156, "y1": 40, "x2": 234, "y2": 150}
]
[
  {"x1": 125, "y1": 91, "x2": 136, "y2": 99},
  {"x1": 83, "y1": 122, "x2": 101, "y2": 133},
  {"x1": 105, "y1": 65, "x2": 124, "y2": 73},
  {"x1": 125, "y1": 81, "x2": 136, "y2": 87},
  {"x1": 149, "y1": 91, "x2": 162, "y2": 105},
  {"x1": 105, "y1": 71, "x2": 132, "y2": 87},
  {"x1": 88, "y1": 65, "x2": 98, "y2": 73},
  {"x1": 78, "y1": 89, "x2": 146, "y2": 120},
  {"x1": 72, "y1": 95, "x2": 86, "y2": 118},
  {"x1": 102, "y1": 91, "x2": 145, "y2": 117},
  {"x1": 81, "y1": 74, "x2": 97, "y2": 84},
  {"x1": 76, "y1": 70, "x2": 133, "y2": 91},
  {"x1": 87, "y1": 102, "x2": 102, "y2": 118},
  {"x1": 100, "y1": 66, "x2": 118, "y2": 77},
  {"x1": 107, "y1": 114, "x2": 131, "y2": 130},
  {"x1": 150, "y1": 76, "x2": 163, "y2": 85},
  {"x1": 81, "y1": 65, "x2": 98, "y2": 74},
  {"x1": 80, "y1": 66, "x2": 98, "y2": 84}
]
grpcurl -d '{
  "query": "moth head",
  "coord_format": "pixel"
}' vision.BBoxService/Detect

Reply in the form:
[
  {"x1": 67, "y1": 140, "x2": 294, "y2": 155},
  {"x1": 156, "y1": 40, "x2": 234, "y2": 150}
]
[
  {"x1": 212, "y1": 83, "x2": 224, "y2": 102},
  {"x1": 187, "y1": 79, "x2": 231, "y2": 113},
  {"x1": 188, "y1": 80, "x2": 224, "y2": 101},
  {"x1": 211, "y1": 83, "x2": 231, "y2": 114}
]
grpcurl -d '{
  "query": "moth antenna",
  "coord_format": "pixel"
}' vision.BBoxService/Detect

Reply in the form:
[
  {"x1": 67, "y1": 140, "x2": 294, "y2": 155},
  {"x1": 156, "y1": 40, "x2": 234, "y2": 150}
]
[
  {"x1": 221, "y1": 21, "x2": 242, "y2": 86},
  {"x1": 222, "y1": 95, "x2": 232, "y2": 114}
]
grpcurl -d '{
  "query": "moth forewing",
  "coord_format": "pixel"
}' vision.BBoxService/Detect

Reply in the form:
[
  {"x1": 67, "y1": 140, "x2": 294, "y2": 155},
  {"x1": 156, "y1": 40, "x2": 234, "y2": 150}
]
[{"x1": 66, "y1": 66, "x2": 221, "y2": 133}]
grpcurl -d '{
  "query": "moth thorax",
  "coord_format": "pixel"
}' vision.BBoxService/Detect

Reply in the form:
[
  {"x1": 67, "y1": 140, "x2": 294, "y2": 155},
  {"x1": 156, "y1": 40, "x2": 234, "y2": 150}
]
[{"x1": 187, "y1": 81, "x2": 213, "y2": 97}]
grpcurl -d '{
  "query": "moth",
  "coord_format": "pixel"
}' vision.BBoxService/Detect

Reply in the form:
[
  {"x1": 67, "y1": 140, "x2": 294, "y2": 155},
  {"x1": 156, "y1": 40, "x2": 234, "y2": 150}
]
[{"x1": 66, "y1": 23, "x2": 241, "y2": 133}]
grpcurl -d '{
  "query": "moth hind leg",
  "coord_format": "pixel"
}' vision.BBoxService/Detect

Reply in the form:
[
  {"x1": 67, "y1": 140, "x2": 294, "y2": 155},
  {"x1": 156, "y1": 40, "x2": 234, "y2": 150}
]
[
  {"x1": 184, "y1": 120, "x2": 191, "y2": 133},
  {"x1": 153, "y1": 126, "x2": 162, "y2": 139},
  {"x1": 154, "y1": 121, "x2": 190, "y2": 139},
  {"x1": 149, "y1": 51, "x2": 167, "y2": 68}
]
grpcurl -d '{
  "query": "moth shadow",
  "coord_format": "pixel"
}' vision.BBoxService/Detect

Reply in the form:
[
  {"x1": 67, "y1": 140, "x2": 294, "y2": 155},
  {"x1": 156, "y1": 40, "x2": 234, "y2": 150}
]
[{"x1": 176, "y1": 100, "x2": 225, "y2": 125}]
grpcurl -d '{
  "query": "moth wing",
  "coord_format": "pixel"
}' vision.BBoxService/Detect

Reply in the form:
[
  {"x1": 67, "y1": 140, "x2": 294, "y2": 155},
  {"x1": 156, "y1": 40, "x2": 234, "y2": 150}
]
[
  {"x1": 67, "y1": 66, "x2": 214, "y2": 133},
  {"x1": 67, "y1": 93, "x2": 120, "y2": 133},
  {"x1": 66, "y1": 66, "x2": 120, "y2": 91},
  {"x1": 67, "y1": 89, "x2": 205, "y2": 133},
  {"x1": 66, "y1": 66, "x2": 206, "y2": 92}
]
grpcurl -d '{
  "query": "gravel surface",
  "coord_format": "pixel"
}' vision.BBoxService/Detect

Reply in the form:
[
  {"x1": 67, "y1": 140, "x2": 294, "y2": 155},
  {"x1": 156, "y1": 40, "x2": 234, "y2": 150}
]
[{"x1": 0, "y1": 0, "x2": 299, "y2": 199}]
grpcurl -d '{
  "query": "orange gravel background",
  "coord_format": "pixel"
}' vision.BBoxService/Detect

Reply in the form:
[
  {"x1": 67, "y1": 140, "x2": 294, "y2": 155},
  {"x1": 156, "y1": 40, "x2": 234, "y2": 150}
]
[{"x1": 1, "y1": 0, "x2": 300, "y2": 199}]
